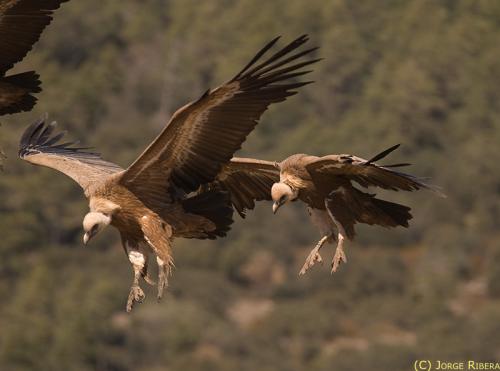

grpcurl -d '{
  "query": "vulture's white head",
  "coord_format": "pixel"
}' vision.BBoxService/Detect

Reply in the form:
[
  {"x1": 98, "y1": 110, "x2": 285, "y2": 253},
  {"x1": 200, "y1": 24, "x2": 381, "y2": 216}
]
[
  {"x1": 83, "y1": 212, "x2": 111, "y2": 245},
  {"x1": 271, "y1": 182, "x2": 298, "y2": 214}
]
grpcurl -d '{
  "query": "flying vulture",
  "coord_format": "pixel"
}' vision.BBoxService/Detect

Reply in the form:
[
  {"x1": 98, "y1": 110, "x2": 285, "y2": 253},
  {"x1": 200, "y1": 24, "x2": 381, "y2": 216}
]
[
  {"x1": 0, "y1": 0, "x2": 68, "y2": 115},
  {"x1": 269, "y1": 145, "x2": 441, "y2": 275},
  {"x1": 19, "y1": 35, "x2": 319, "y2": 311}
]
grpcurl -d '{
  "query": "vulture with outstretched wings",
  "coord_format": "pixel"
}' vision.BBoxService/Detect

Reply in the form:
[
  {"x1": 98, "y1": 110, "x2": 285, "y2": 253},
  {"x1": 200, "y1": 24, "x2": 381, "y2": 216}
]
[
  {"x1": 19, "y1": 35, "x2": 318, "y2": 311},
  {"x1": 270, "y1": 144, "x2": 442, "y2": 275},
  {"x1": 0, "y1": 0, "x2": 68, "y2": 115}
]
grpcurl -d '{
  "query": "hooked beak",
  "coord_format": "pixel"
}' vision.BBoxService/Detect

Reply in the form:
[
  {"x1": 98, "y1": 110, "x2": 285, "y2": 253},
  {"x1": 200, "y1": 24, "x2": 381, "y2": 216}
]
[
  {"x1": 83, "y1": 231, "x2": 93, "y2": 246},
  {"x1": 272, "y1": 202, "x2": 280, "y2": 214}
]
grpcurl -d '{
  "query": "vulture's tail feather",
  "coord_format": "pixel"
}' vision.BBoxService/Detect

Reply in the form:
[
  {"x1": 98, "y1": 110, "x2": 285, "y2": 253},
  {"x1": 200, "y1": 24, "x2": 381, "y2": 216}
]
[
  {"x1": 182, "y1": 190, "x2": 234, "y2": 239},
  {"x1": 351, "y1": 188, "x2": 413, "y2": 228},
  {"x1": 369, "y1": 197, "x2": 412, "y2": 228}
]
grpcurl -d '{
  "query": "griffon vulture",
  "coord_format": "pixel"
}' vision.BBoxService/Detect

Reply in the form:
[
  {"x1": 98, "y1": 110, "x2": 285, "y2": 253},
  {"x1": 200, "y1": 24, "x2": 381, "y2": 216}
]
[
  {"x1": 266, "y1": 145, "x2": 440, "y2": 275},
  {"x1": 19, "y1": 35, "x2": 319, "y2": 311},
  {"x1": 0, "y1": 0, "x2": 68, "y2": 115}
]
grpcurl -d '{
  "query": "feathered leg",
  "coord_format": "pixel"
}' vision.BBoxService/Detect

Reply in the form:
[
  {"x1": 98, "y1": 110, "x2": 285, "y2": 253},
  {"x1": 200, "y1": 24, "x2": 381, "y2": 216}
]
[
  {"x1": 299, "y1": 207, "x2": 336, "y2": 275},
  {"x1": 322, "y1": 198, "x2": 349, "y2": 273},
  {"x1": 121, "y1": 235, "x2": 155, "y2": 312},
  {"x1": 329, "y1": 216, "x2": 348, "y2": 273},
  {"x1": 156, "y1": 256, "x2": 174, "y2": 301},
  {"x1": 141, "y1": 256, "x2": 156, "y2": 286},
  {"x1": 138, "y1": 215, "x2": 174, "y2": 302},
  {"x1": 126, "y1": 250, "x2": 147, "y2": 312}
]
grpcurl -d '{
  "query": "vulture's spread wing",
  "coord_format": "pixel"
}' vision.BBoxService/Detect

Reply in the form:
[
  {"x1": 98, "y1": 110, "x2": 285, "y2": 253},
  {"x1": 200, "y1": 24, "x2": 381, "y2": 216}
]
[
  {"x1": 19, "y1": 117, "x2": 122, "y2": 195},
  {"x1": 306, "y1": 144, "x2": 439, "y2": 193},
  {"x1": 210, "y1": 157, "x2": 279, "y2": 217},
  {"x1": 0, "y1": 0, "x2": 68, "y2": 73},
  {"x1": 120, "y1": 35, "x2": 319, "y2": 197},
  {"x1": 0, "y1": 71, "x2": 40, "y2": 114}
]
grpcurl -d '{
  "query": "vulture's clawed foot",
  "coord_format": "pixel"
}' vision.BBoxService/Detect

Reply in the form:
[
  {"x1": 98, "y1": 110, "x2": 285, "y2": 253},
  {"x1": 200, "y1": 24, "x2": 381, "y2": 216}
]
[
  {"x1": 298, "y1": 235, "x2": 329, "y2": 276},
  {"x1": 157, "y1": 257, "x2": 173, "y2": 302},
  {"x1": 299, "y1": 247, "x2": 323, "y2": 276},
  {"x1": 157, "y1": 268, "x2": 167, "y2": 301},
  {"x1": 142, "y1": 272, "x2": 156, "y2": 286},
  {"x1": 331, "y1": 244, "x2": 347, "y2": 274},
  {"x1": 126, "y1": 284, "x2": 145, "y2": 313}
]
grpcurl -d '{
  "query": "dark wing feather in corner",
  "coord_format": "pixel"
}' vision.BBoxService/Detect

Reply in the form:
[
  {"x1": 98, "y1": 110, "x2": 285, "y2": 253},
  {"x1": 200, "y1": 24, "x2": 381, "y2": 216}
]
[
  {"x1": 0, "y1": 0, "x2": 69, "y2": 73},
  {"x1": 120, "y1": 35, "x2": 319, "y2": 199},
  {"x1": 0, "y1": 0, "x2": 68, "y2": 115},
  {"x1": 208, "y1": 157, "x2": 279, "y2": 217},
  {"x1": 19, "y1": 116, "x2": 122, "y2": 194},
  {"x1": 0, "y1": 71, "x2": 41, "y2": 115}
]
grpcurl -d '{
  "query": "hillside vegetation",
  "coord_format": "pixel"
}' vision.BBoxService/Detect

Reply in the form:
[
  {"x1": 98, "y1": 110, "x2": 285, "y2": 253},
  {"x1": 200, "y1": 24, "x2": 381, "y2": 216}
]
[{"x1": 0, "y1": 1, "x2": 499, "y2": 370}]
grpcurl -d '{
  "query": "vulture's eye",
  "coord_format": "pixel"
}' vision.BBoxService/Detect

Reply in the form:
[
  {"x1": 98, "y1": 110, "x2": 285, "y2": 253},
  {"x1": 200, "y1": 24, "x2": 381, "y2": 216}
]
[
  {"x1": 91, "y1": 224, "x2": 99, "y2": 233},
  {"x1": 279, "y1": 195, "x2": 287, "y2": 203}
]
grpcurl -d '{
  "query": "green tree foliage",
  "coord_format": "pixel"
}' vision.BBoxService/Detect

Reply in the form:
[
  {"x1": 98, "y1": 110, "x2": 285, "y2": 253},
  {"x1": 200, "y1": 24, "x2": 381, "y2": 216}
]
[{"x1": 0, "y1": 0, "x2": 499, "y2": 370}]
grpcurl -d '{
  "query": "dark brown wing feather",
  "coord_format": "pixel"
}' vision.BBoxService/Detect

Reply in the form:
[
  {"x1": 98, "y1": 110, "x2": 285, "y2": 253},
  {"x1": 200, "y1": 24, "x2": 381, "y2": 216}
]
[
  {"x1": 120, "y1": 35, "x2": 319, "y2": 198},
  {"x1": 325, "y1": 186, "x2": 413, "y2": 240},
  {"x1": 139, "y1": 213, "x2": 174, "y2": 267},
  {"x1": 306, "y1": 145, "x2": 439, "y2": 193},
  {"x1": 0, "y1": 71, "x2": 40, "y2": 114},
  {"x1": 209, "y1": 157, "x2": 279, "y2": 217},
  {"x1": 0, "y1": 0, "x2": 69, "y2": 73}
]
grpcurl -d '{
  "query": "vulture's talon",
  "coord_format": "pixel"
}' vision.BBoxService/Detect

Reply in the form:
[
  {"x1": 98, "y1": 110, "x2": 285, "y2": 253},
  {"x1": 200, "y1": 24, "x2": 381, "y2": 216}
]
[
  {"x1": 143, "y1": 274, "x2": 156, "y2": 286},
  {"x1": 331, "y1": 246, "x2": 347, "y2": 274},
  {"x1": 299, "y1": 250, "x2": 323, "y2": 276},
  {"x1": 157, "y1": 257, "x2": 173, "y2": 302},
  {"x1": 298, "y1": 235, "x2": 330, "y2": 276},
  {"x1": 157, "y1": 265, "x2": 169, "y2": 302},
  {"x1": 126, "y1": 285, "x2": 145, "y2": 312}
]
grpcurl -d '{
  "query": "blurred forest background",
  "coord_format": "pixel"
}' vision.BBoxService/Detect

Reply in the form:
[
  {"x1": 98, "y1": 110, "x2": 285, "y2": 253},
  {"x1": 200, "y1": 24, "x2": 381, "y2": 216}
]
[{"x1": 1, "y1": 0, "x2": 500, "y2": 370}]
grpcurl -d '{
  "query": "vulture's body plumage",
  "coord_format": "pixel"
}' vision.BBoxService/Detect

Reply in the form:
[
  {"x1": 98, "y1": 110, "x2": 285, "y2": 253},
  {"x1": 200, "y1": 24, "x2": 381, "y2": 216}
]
[
  {"x1": 270, "y1": 145, "x2": 441, "y2": 275},
  {"x1": 19, "y1": 35, "x2": 318, "y2": 311},
  {"x1": 0, "y1": 0, "x2": 68, "y2": 115}
]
